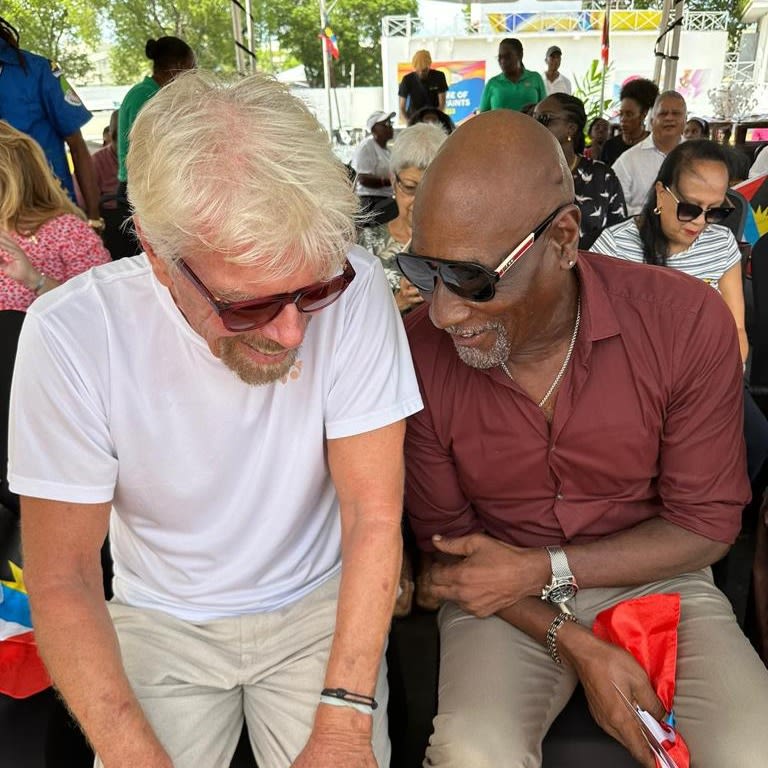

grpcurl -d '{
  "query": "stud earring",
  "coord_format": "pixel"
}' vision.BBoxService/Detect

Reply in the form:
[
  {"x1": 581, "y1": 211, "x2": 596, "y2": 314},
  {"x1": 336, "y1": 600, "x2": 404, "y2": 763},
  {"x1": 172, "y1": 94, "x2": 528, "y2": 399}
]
[{"x1": 567, "y1": 260, "x2": 575, "y2": 267}]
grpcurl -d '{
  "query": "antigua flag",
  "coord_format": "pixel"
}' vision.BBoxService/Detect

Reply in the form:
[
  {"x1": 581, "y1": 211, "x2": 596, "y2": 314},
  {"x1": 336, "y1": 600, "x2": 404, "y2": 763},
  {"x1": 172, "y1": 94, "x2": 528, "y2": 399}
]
[
  {"x1": 322, "y1": 24, "x2": 340, "y2": 60},
  {"x1": 0, "y1": 562, "x2": 51, "y2": 699},
  {"x1": 735, "y1": 174, "x2": 768, "y2": 237}
]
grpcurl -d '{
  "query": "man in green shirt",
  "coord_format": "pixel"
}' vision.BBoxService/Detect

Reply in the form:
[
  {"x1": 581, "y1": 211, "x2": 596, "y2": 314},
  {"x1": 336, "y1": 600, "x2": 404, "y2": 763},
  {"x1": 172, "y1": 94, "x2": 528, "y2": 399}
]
[{"x1": 480, "y1": 38, "x2": 546, "y2": 113}]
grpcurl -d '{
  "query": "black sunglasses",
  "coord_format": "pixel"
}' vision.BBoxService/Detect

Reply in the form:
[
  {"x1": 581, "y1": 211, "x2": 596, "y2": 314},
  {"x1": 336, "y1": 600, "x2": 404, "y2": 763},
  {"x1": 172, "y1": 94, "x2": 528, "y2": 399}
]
[
  {"x1": 176, "y1": 259, "x2": 356, "y2": 332},
  {"x1": 535, "y1": 113, "x2": 568, "y2": 128},
  {"x1": 663, "y1": 186, "x2": 733, "y2": 225},
  {"x1": 395, "y1": 204, "x2": 569, "y2": 302}
]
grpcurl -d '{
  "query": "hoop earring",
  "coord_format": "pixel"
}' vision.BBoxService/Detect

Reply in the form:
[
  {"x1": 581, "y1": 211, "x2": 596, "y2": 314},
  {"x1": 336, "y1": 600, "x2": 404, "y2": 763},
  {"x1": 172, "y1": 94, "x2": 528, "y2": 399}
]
[{"x1": 653, "y1": 206, "x2": 662, "y2": 215}]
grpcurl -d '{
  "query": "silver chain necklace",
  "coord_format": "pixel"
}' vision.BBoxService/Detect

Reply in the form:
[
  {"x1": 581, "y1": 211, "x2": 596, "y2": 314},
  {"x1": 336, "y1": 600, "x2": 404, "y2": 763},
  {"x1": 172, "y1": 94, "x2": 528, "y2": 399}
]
[{"x1": 499, "y1": 297, "x2": 581, "y2": 409}]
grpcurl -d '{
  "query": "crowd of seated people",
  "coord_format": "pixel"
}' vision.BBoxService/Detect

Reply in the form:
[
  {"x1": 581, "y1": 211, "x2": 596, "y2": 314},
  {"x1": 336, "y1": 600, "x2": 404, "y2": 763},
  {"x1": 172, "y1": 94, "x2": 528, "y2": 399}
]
[{"x1": 3, "y1": 42, "x2": 768, "y2": 768}]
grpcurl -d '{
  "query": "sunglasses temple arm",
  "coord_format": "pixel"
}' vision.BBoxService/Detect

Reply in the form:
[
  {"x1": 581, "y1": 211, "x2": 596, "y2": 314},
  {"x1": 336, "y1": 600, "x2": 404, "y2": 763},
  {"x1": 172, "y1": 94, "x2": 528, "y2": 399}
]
[{"x1": 496, "y1": 233, "x2": 534, "y2": 278}]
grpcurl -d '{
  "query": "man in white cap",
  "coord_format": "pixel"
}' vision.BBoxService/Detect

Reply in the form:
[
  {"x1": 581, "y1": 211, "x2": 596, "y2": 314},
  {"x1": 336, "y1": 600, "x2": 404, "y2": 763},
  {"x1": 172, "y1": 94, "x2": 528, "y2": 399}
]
[
  {"x1": 352, "y1": 110, "x2": 396, "y2": 223},
  {"x1": 543, "y1": 45, "x2": 571, "y2": 96}
]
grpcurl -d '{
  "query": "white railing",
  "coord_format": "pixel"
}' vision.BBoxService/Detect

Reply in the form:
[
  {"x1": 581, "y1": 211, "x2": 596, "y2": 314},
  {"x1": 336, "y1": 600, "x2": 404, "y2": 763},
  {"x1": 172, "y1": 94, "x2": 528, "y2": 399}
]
[
  {"x1": 724, "y1": 52, "x2": 757, "y2": 82},
  {"x1": 383, "y1": 11, "x2": 728, "y2": 38}
]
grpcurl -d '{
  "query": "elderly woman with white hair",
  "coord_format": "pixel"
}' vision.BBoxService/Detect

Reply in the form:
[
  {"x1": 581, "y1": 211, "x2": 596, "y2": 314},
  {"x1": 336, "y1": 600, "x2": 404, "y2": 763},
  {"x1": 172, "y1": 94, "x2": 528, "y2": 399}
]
[{"x1": 358, "y1": 122, "x2": 447, "y2": 315}]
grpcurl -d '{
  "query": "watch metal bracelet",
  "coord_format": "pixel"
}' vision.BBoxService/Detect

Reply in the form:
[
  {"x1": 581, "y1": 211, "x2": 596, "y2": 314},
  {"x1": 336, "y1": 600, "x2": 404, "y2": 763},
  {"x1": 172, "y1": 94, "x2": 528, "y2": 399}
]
[{"x1": 546, "y1": 545, "x2": 573, "y2": 582}]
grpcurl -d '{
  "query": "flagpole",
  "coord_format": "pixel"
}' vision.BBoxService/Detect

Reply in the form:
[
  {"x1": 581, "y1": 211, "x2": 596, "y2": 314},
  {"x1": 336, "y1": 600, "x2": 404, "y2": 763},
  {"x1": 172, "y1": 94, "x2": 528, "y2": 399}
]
[{"x1": 320, "y1": 0, "x2": 334, "y2": 139}]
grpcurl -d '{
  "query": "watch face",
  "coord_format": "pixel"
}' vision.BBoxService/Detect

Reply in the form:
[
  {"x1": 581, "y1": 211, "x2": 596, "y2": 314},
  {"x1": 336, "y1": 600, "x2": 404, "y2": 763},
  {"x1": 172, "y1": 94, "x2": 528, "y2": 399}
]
[{"x1": 547, "y1": 583, "x2": 577, "y2": 603}]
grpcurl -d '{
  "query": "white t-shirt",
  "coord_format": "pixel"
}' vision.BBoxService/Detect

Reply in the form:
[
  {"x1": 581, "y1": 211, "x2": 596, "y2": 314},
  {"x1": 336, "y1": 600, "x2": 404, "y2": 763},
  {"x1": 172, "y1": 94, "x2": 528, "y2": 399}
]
[
  {"x1": 613, "y1": 134, "x2": 679, "y2": 216},
  {"x1": 591, "y1": 218, "x2": 741, "y2": 292},
  {"x1": 543, "y1": 72, "x2": 572, "y2": 96},
  {"x1": 9, "y1": 248, "x2": 422, "y2": 621},
  {"x1": 352, "y1": 136, "x2": 393, "y2": 197}
]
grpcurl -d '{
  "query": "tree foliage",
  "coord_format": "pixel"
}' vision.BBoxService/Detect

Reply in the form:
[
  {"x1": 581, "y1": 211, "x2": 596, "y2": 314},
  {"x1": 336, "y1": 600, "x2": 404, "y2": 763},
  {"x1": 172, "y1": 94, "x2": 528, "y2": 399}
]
[{"x1": 2, "y1": 0, "x2": 105, "y2": 80}]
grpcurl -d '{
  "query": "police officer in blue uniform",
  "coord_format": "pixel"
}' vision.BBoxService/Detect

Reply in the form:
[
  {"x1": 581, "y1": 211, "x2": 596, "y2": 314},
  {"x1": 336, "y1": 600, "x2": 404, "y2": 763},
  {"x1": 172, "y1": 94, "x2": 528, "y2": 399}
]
[{"x1": 0, "y1": 16, "x2": 103, "y2": 228}]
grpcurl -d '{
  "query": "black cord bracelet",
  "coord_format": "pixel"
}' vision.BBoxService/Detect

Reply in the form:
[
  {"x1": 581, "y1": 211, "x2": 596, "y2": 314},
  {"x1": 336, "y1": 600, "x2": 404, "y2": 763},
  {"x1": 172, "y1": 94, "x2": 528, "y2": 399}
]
[{"x1": 320, "y1": 687, "x2": 379, "y2": 710}]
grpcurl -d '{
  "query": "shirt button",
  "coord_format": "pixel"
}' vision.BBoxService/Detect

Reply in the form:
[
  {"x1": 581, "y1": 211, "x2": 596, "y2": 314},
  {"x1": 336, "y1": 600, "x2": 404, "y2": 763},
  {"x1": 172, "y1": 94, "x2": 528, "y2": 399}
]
[{"x1": 556, "y1": 493, "x2": 564, "y2": 500}]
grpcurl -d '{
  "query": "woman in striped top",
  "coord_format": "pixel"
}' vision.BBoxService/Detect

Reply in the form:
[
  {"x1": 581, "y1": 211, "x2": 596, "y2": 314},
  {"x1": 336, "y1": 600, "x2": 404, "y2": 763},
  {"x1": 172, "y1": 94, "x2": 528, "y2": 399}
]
[
  {"x1": 592, "y1": 140, "x2": 768, "y2": 481},
  {"x1": 591, "y1": 139, "x2": 746, "y2": 361}
]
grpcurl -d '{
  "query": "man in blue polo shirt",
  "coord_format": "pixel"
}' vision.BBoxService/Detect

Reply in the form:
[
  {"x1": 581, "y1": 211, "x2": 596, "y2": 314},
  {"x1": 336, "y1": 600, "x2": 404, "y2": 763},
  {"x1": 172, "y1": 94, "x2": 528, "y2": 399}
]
[
  {"x1": 0, "y1": 16, "x2": 102, "y2": 226},
  {"x1": 480, "y1": 38, "x2": 546, "y2": 113}
]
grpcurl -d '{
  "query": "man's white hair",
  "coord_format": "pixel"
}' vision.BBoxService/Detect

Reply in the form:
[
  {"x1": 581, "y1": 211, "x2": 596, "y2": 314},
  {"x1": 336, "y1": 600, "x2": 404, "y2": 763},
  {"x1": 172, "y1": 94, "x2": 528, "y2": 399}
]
[{"x1": 127, "y1": 70, "x2": 358, "y2": 280}]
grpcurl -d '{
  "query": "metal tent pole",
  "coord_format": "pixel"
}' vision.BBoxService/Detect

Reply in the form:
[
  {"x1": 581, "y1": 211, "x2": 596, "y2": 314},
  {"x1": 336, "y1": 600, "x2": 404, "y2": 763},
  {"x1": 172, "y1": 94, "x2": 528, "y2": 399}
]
[
  {"x1": 653, "y1": 0, "x2": 674, "y2": 85},
  {"x1": 665, "y1": 0, "x2": 685, "y2": 91},
  {"x1": 320, "y1": 0, "x2": 334, "y2": 138}
]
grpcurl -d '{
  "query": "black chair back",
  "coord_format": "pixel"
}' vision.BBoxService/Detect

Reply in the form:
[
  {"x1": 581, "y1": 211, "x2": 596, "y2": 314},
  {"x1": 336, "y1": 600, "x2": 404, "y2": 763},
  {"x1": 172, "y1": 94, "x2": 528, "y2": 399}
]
[
  {"x1": 750, "y1": 234, "x2": 768, "y2": 399},
  {"x1": 0, "y1": 310, "x2": 25, "y2": 513}
]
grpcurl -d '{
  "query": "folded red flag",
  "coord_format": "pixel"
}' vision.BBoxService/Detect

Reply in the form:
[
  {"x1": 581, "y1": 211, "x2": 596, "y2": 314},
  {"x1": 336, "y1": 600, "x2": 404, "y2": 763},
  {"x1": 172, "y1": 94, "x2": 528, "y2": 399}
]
[{"x1": 593, "y1": 593, "x2": 690, "y2": 768}]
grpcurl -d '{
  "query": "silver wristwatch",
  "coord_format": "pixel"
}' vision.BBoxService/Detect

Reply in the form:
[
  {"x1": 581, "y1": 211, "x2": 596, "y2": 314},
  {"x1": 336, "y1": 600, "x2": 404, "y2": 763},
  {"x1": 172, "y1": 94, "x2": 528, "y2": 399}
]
[{"x1": 541, "y1": 546, "x2": 578, "y2": 612}]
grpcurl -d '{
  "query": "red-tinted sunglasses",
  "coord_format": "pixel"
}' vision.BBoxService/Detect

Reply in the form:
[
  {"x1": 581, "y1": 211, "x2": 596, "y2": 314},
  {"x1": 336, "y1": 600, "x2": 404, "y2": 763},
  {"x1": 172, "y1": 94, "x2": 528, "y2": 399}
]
[{"x1": 176, "y1": 258, "x2": 356, "y2": 332}]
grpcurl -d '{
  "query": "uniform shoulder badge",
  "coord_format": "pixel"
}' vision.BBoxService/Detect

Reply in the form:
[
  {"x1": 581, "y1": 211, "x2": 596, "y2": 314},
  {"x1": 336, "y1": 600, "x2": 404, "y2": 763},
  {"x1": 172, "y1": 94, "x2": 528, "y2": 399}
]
[{"x1": 49, "y1": 60, "x2": 84, "y2": 106}]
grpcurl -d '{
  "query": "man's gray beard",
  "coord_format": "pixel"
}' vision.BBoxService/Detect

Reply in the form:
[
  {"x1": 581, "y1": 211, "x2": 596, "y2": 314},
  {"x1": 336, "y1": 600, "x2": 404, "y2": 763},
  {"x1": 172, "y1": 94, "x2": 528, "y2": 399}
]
[
  {"x1": 219, "y1": 335, "x2": 298, "y2": 385},
  {"x1": 447, "y1": 321, "x2": 511, "y2": 370}
]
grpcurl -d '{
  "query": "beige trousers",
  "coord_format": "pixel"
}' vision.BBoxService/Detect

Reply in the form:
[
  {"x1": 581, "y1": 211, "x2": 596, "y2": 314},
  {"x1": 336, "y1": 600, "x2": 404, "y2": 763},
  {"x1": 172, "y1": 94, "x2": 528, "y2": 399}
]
[
  {"x1": 95, "y1": 576, "x2": 390, "y2": 768},
  {"x1": 425, "y1": 568, "x2": 768, "y2": 767}
]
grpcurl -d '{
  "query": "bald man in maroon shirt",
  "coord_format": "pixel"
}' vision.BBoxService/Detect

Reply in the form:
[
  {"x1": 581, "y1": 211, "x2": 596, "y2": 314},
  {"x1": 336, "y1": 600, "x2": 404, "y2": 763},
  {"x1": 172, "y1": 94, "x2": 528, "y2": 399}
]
[{"x1": 396, "y1": 110, "x2": 768, "y2": 768}]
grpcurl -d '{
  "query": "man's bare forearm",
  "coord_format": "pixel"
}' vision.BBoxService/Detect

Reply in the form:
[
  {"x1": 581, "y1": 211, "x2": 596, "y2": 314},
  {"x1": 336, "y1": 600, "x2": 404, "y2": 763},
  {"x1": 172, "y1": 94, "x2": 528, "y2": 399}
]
[
  {"x1": 30, "y1": 583, "x2": 171, "y2": 767},
  {"x1": 325, "y1": 514, "x2": 401, "y2": 694},
  {"x1": 22, "y1": 497, "x2": 170, "y2": 767},
  {"x1": 565, "y1": 516, "x2": 730, "y2": 590}
]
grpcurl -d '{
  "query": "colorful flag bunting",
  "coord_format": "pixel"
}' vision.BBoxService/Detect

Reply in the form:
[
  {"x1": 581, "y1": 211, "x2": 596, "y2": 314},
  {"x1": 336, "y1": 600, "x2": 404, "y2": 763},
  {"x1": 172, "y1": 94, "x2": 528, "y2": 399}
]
[{"x1": 322, "y1": 25, "x2": 340, "y2": 60}]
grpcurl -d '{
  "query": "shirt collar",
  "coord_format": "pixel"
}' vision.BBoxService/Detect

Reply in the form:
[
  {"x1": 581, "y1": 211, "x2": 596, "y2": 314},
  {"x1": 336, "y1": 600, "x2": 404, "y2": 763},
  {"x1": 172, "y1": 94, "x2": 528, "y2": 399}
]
[
  {"x1": 0, "y1": 39, "x2": 22, "y2": 65},
  {"x1": 574, "y1": 253, "x2": 621, "y2": 342}
]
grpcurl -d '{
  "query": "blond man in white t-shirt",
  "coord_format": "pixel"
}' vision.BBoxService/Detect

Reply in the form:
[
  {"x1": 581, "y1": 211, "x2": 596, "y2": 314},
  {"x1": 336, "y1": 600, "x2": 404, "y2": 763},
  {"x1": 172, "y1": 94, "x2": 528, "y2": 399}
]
[{"x1": 10, "y1": 72, "x2": 422, "y2": 768}]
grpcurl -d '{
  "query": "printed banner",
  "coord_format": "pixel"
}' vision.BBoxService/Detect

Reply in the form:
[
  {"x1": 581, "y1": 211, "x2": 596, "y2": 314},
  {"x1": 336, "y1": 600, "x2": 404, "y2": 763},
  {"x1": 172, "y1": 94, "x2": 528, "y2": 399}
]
[
  {"x1": 488, "y1": 10, "x2": 662, "y2": 33},
  {"x1": 397, "y1": 60, "x2": 486, "y2": 125}
]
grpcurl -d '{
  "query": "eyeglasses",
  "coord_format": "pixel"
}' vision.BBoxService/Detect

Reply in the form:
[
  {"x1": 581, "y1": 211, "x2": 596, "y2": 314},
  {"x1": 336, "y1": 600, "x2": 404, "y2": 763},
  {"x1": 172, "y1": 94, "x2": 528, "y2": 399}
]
[
  {"x1": 395, "y1": 204, "x2": 569, "y2": 302},
  {"x1": 535, "y1": 113, "x2": 567, "y2": 128},
  {"x1": 663, "y1": 186, "x2": 733, "y2": 225},
  {"x1": 176, "y1": 259, "x2": 356, "y2": 332},
  {"x1": 394, "y1": 174, "x2": 419, "y2": 197}
]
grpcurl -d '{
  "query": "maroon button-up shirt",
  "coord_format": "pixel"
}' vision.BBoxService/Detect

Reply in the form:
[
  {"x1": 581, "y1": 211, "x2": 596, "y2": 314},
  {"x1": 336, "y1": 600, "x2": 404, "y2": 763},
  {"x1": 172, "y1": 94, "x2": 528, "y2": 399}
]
[{"x1": 404, "y1": 252, "x2": 750, "y2": 551}]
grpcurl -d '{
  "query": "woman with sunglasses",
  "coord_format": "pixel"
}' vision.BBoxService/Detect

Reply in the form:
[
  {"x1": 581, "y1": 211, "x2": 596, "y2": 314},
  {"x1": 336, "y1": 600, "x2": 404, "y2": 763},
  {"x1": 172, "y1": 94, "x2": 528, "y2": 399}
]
[
  {"x1": 592, "y1": 140, "x2": 745, "y2": 358},
  {"x1": 592, "y1": 140, "x2": 768, "y2": 481},
  {"x1": 534, "y1": 94, "x2": 626, "y2": 250},
  {"x1": 357, "y1": 122, "x2": 446, "y2": 315}
]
